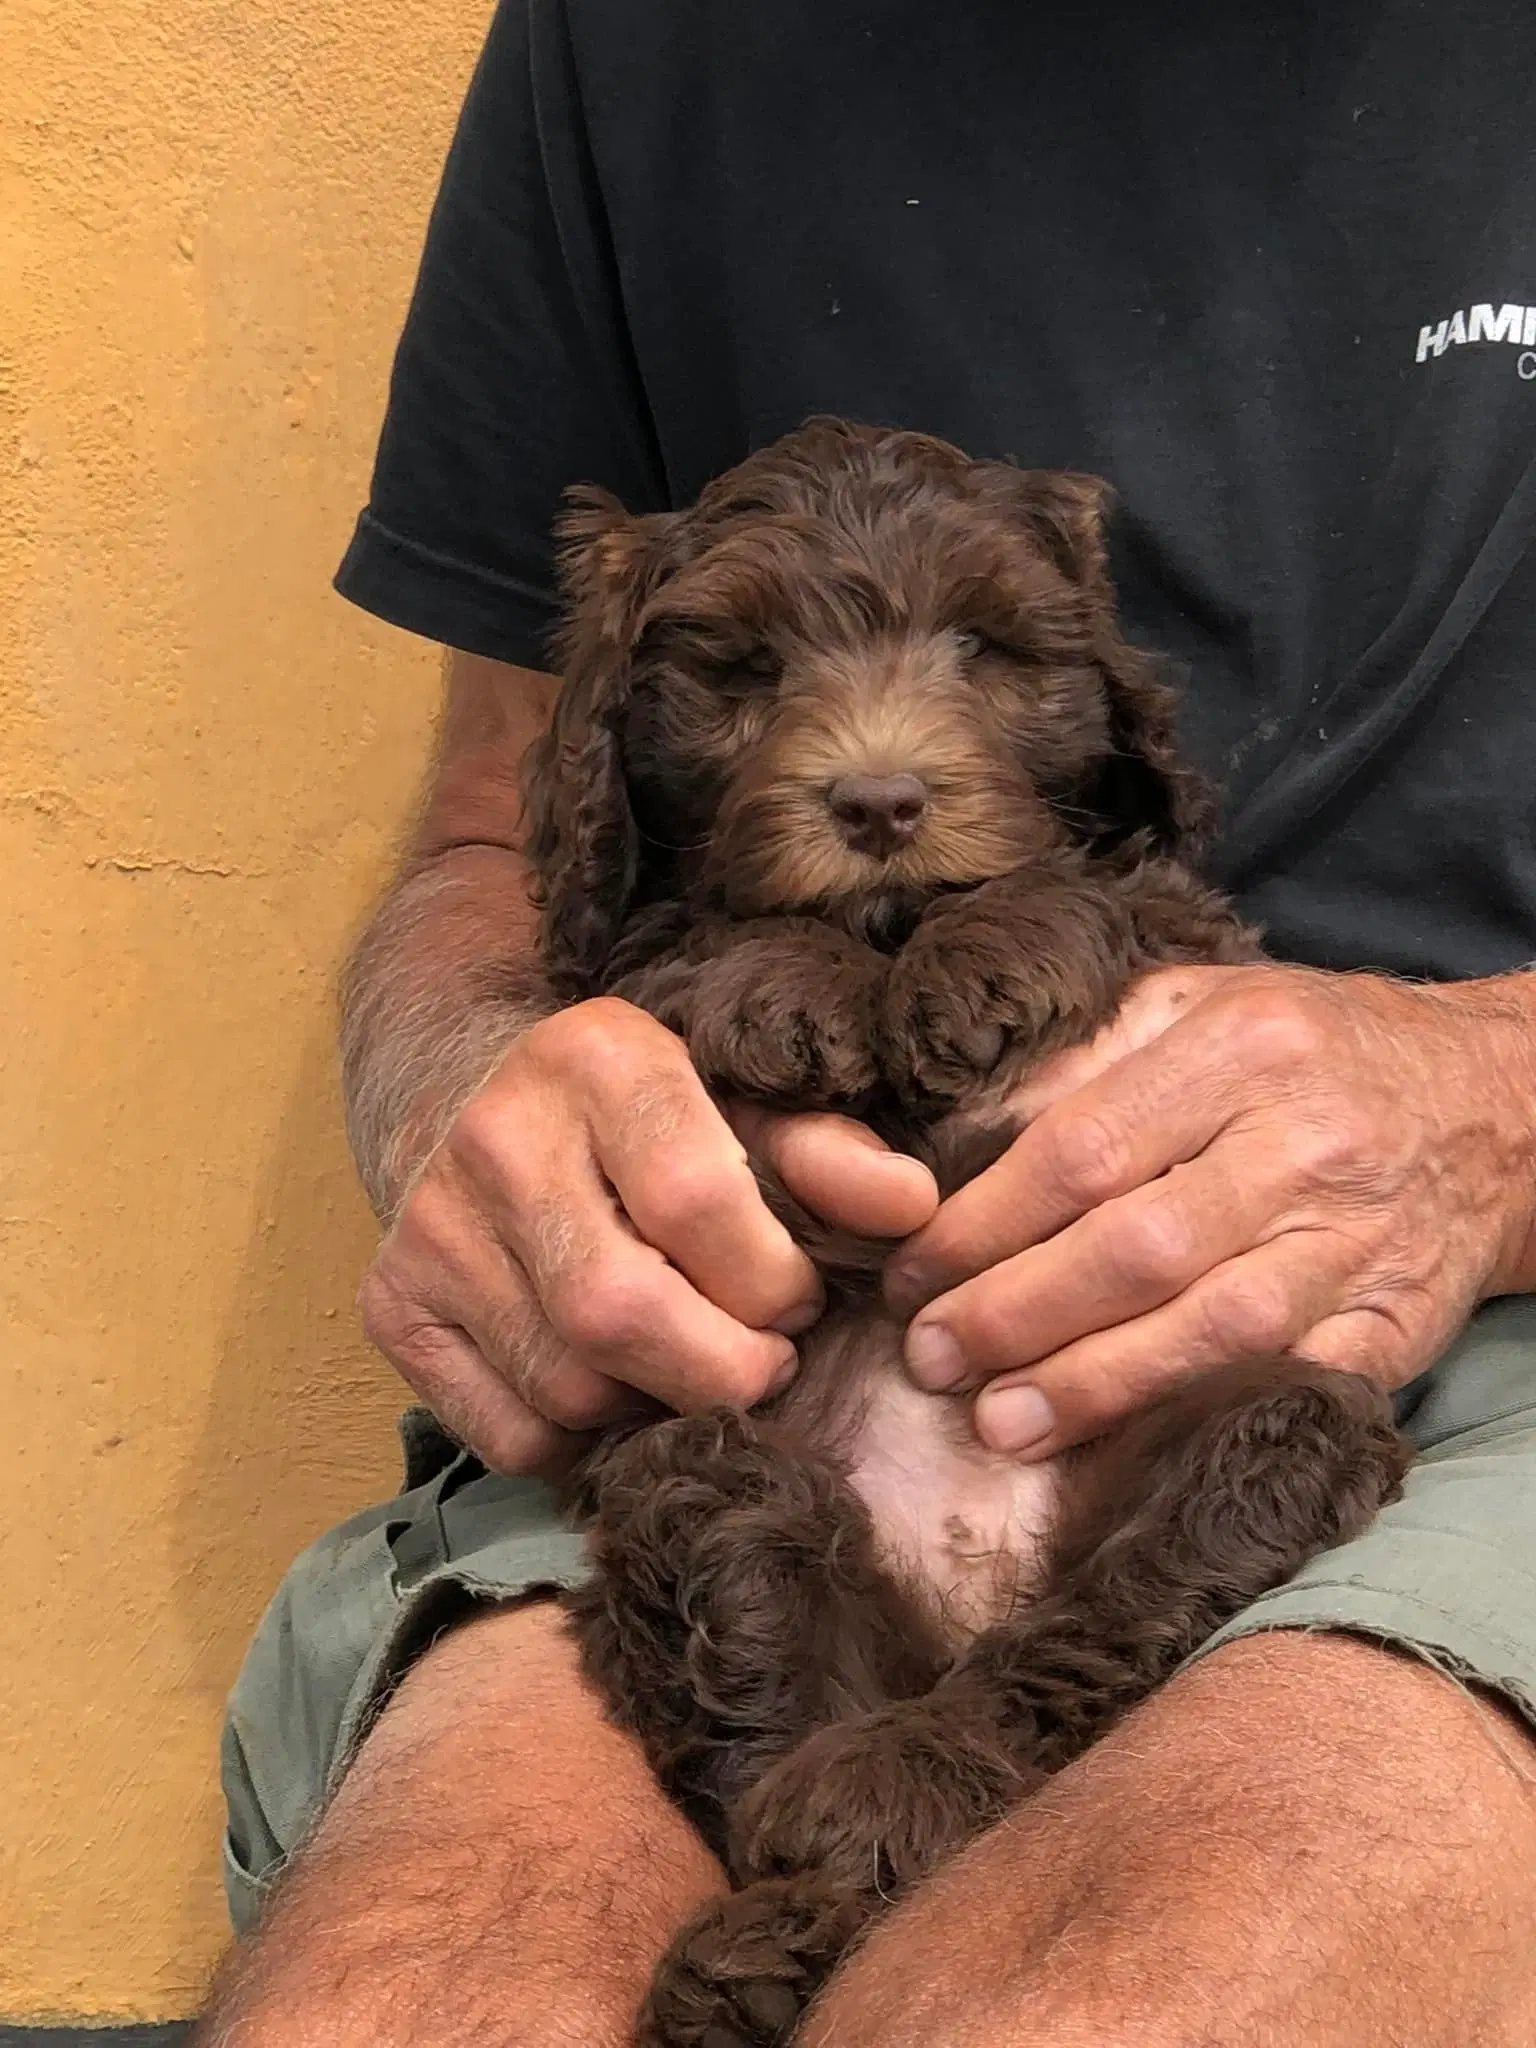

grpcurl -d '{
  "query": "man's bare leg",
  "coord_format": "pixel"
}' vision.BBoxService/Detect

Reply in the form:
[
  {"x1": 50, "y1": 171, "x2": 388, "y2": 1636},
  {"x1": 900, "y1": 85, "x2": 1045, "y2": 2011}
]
[
  {"x1": 196, "y1": 1602, "x2": 724, "y2": 2048},
  {"x1": 807, "y1": 1632, "x2": 1536, "y2": 2048}
]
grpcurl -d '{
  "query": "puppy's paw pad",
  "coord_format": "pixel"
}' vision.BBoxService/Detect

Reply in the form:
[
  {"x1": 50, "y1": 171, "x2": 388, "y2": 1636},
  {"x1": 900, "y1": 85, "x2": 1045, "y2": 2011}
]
[
  {"x1": 885, "y1": 917, "x2": 1086, "y2": 1100},
  {"x1": 684, "y1": 940, "x2": 884, "y2": 1106}
]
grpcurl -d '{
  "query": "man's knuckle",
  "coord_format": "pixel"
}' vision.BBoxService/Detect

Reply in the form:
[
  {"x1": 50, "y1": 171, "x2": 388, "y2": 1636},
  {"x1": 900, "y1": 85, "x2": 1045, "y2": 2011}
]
[
  {"x1": 705, "y1": 1349, "x2": 782, "y2": 1409},
  {"x1": 356, "y1": 1268, "x2": 403, "y2": 1348},
  {"x1": 507, "y1": 1344, "x2": 617, "y2": 1428},
  {"x1": 1285, "y1": 1111, "x2": 1374, "y2": 1185},
  {"x1": 391, "y1": 1170, "x2": 462, "y2": 1253},
  {"x1": 1200, "y1": 1271, "x2": 1296, "y2": 1356},
  {"x1": 478, "y1": 1298, "x2": 539, "y2": 1377},
  {"x1": 640, "y1": 1155, "x2": 740, "y2": 1238},
  {"x1": 1223, "y1": 984, "x2": 1328, "y2": 1070},
  {"x1": 545, "y1": 1378, "x2": 621, "y2": 1430},
  {"x1": 366, "y1": 1304, "x2": 461, "y2": 1385},
  {"x1": 552, "y1": 1262, "x2": 660, "y2": 1352},
  {"x1": 1048, "y1": 1111, "x2": 1134, "y2": 1207},
  {"x1": 1105, "y1": 1199, "x2": 1197, "y2": 1290},
  {"x1": 952, "y1": 1291, "x2": 1023, "y2": 1370},
  {"x1": 476, "y1": 1407, "x2": 558, "y2": 1477},
  {"x1": 537, "y1": 997, "x2": 663, "y2": 1076},
  {"x1": 547, "y1": 1000, "x2": 615, "y2": 1061},
  {"x1": 449, "y1": 1089, "x2": 516, "y2": 1176},
  {"x1": 616, "y1": 1067, "x2": 718, "y2": 1156},
  {"x1": 1076, "y1": 1353, "x2": 1172, "y2": 1424}
]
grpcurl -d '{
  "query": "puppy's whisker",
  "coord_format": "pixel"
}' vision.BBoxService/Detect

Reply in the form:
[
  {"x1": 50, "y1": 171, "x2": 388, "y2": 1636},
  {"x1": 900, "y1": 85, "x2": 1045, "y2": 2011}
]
[{"x1": 640, "y1": 827, "x2": 713, "y2": 856}]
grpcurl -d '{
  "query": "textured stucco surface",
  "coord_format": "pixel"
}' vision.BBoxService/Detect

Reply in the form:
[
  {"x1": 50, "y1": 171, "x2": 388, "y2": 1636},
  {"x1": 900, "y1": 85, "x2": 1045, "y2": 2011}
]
[{"x1": 1, "y1": 0, "x2": 491, "y2": 2018}]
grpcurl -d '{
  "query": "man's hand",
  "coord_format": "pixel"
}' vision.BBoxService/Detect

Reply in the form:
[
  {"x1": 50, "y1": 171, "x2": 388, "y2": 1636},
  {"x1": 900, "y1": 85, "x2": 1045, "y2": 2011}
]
[
  {"x1": 361, "y1": 996, "x2": 938, "y2": 1473},
  {"x1": 887, "y1": 963, "x2": 1536, "y2": 1459}
]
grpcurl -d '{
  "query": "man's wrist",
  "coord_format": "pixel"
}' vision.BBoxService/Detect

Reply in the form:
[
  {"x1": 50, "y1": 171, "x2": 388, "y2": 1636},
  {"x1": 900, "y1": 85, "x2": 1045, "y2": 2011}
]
[
  {"x1": 372, "y1": 1021, "x2": 523, "y2": 1219},
  {"x1": 339, "y1": 848, "x2": 551, "y2": 1220},
  {"x1": 1420, "y1": 970, "x2": 1536, "y2": 1296}
]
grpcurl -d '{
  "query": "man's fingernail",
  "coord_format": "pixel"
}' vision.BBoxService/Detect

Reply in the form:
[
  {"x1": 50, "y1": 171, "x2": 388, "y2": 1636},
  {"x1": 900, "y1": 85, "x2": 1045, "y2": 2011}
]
[
  {"x1": 978, "y1": 1383, "x2": 1056, "y2": 1454},
  {"x1": 905, "y1": 1320, "x2": 964, "y2": 1390},
  {"x1": 886, "y1": 1154, "x2": 936, "y2": 1190},
  {"x1": 771, "y1": 1295, "x2": 823, "y2": 1338},
  {"x1": 767, "y1": 1350, "x2": 799, "y2": 1396}
]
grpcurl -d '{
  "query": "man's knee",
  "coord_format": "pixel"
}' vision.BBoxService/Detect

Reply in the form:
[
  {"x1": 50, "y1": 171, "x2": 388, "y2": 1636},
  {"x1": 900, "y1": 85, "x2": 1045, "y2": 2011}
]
[
  {"x1": 248, "y1": 1599, "x2": 708, "y2": 1912},
  {"x1": 219, "y1": 1413, "x2": 590, "y2": 1930},
  {"x1": 201, "y1": 1604, "x2": 724, "y2": 2048},
  {"x1": 805, "y1": 1632, "x2": 1536, "y2": 2048}
]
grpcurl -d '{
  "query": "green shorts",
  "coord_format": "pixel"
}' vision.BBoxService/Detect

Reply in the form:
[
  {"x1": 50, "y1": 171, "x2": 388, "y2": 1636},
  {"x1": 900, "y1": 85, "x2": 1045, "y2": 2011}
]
[{"x1": 220, "y1": 1297, "x2": 1536, "y2": 1936}]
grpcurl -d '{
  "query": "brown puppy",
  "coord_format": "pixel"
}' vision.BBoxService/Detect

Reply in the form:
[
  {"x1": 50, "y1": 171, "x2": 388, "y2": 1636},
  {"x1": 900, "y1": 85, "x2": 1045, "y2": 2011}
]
[{"x1": 515, "y1": 420, "x2": 1409, "y2": 2046}]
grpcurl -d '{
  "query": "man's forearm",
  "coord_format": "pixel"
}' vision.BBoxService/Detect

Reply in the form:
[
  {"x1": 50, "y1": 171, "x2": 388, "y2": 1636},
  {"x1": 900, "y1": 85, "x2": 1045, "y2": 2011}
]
[{"x1": 340, "y1": 843, "x2": 552, "y2": 1219}]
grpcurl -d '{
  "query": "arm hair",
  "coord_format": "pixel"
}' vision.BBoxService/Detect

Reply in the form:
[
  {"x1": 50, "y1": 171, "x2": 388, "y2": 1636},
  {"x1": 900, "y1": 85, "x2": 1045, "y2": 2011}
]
[{"x1": 339, "y1": 653, "x2": 559, "y2": 1218}]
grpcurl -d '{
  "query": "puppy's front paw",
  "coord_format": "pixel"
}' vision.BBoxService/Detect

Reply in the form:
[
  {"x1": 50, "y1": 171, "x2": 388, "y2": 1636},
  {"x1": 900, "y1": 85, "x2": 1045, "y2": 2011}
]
[
  {"x1": 685, "y1": 934, "x2": 883, "y2": 1105},
  {"x1": 885, "y1": 920, "x2": 1062, "y2": 1101}
]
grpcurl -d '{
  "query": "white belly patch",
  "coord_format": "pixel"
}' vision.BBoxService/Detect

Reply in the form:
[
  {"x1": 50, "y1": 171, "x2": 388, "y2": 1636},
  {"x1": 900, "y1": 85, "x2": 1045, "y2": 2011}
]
[{"x1": 843, "y1": 1364, "x2": 1064, "y2": 1642}]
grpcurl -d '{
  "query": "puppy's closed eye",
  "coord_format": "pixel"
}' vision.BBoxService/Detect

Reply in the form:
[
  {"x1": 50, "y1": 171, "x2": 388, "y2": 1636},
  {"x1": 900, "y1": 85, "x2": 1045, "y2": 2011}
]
[
  {"x1": 953, "y1": 629, "x2": 1006, "y2": 662},
  {"x1": 730, "y1": 645, "x2": 784, "y2": 685}
]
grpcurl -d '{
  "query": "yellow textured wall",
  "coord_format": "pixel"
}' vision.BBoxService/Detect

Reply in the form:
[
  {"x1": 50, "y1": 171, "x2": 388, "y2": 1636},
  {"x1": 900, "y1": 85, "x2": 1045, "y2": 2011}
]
[{"x1": 1, "y1": 0, "x2": 489, "y2": 2020}]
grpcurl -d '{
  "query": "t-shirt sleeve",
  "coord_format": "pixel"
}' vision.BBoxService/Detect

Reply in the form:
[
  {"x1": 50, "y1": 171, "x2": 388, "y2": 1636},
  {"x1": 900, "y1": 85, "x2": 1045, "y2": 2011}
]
[{"x1": 333, "y1": 0, "x2": 665, "y2": 669}]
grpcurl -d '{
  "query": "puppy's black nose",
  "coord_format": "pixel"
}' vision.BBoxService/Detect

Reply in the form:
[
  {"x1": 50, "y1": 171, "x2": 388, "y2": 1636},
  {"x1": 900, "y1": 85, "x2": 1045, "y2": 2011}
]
[{"x1": 827, "y1": 772, "x2": 928, "y2": 859}]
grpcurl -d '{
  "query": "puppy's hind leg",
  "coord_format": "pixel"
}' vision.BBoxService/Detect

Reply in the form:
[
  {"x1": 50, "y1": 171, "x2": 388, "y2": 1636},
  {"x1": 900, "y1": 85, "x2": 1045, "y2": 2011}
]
[
  {"x1": 955, "y1": 1355, "x2": 1415, "y2": 1777},
  {"x1": 639, "y1": 1877, "x2": 871, "y2": 2048},
  {"x1": 641, "y1": 1703, "x2": 1032, "y2": 2048},
  {"x1": 564, "y1": 1408, "x2": 946, "y2": 1867}
]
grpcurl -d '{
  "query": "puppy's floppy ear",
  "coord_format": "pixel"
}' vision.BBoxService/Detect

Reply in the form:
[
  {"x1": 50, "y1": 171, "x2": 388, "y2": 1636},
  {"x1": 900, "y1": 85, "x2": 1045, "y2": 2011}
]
[
  {"x1": 523, "y1": 486, "x2": 676, "y2": 994},
  {"x1": 1002, "y1": 468, "x2": 1115, "y2": 590},
  {"x1": 1002, "y1": 468, "x2": 1213, "y2": 855},
  {"x1": 1084, "y1": 631, "x2": 1215, "y2": 857}
]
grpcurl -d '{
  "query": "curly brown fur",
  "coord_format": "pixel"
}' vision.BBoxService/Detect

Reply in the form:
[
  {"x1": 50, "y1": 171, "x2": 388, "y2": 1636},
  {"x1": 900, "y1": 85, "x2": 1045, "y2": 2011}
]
[
  {"x1": 639, "y1": 1364, "x2": 1408, "y2": 2048},
  {"x1": 518, "y1": 420, "x2": 1413, "y2": 2045},
  {"x1": 562, "y1": 1408, "x2": 948, "y2": 1867},
  {"x1": 527, "y1": 419, "x2": 1218, "y2": 993}
]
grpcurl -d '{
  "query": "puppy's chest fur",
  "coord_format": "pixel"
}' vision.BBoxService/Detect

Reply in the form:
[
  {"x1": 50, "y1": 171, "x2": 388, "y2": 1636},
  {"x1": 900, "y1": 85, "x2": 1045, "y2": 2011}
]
[{"x1": 601, "y1": 859, "x2": 1259, "y2": 1638}]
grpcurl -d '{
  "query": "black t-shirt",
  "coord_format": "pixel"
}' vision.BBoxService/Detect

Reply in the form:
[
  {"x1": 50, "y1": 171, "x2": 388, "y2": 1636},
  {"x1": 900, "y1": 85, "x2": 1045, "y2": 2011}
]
[{"x1": 336, "y1": 0, "x2": 1536, "y2": 982}]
